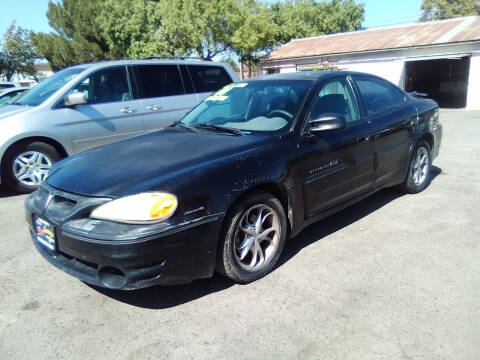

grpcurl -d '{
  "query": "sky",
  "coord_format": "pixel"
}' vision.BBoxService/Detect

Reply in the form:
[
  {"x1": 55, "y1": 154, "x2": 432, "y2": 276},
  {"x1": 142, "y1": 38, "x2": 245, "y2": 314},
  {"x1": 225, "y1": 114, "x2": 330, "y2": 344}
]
[{"x1": 0, "y1": 0, "x2": 424, "y2": 39}]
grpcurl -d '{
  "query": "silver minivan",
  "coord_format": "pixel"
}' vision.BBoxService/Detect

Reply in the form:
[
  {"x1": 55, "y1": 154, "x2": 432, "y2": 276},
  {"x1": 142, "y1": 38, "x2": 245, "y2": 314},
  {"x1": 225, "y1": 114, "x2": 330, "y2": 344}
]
[{"x1": 0, "y1": 59, "x2": 238, "y2": 192}]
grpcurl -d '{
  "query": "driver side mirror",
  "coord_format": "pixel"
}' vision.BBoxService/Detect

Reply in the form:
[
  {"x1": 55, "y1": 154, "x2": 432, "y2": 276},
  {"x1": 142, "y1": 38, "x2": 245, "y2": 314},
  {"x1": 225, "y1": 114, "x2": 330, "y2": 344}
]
[
  {"x1": 64, "y1": 92, "x2": 87, "y2": 106},
  {"x1": 308, "y1": 113, "x2": 347, "y2": 133}
]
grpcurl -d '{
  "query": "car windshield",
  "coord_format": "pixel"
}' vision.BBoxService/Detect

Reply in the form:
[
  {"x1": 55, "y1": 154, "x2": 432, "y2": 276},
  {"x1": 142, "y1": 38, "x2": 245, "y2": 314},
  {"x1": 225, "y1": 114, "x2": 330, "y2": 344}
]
[
  {"x1": 12, "y1": 67, "x2": 84, "y2": 106},
  {"x1": 180, "y1": 80, "x2": 312, "y2": 133}
]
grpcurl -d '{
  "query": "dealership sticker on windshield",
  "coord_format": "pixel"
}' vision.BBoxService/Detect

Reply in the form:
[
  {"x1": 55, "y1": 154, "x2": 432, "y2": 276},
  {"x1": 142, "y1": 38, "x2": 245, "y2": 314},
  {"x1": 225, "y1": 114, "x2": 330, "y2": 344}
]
[
  {"x1": 206, "y1": 82, "x2": 248, "y2": 101},
  {"x1": 206, "y1": 95, "x2": 228, "y2": 101}
]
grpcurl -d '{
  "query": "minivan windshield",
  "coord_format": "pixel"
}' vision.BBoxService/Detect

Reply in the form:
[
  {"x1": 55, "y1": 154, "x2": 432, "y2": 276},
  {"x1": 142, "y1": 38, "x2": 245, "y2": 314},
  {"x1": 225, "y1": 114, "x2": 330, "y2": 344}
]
[
  {"x1": 12, "y1": 67, "x2": 85, "y2": 106},
  {"x1": 180, "y1": 80, "x2": 312, "y2": 133}
]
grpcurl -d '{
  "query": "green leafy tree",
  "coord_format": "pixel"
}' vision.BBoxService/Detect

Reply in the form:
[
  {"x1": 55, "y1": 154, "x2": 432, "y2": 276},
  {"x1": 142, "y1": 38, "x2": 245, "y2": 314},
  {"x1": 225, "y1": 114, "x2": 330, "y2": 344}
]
[
  {"x1": 0, "y1": 22, "x2": 37, "y2": 81},
  {"x1": 155, "y1": 0, "x2": 241, "y2": 60},
  {"x1": 31, "y1": 0, "x2": 118, "y2": 70},
  {"x1": 420, "y1": 0, "x2": 480, "y2": 21},
  {"x1": 228, "y1": 1, "x2": 279, "y2": 77},
  {"x1": 229, "y1": 0, "x2": 364, "y2": 77},
  {"x1": 99, "y1": 0, "x2": 167, "y2": 58},
  {"x1": 271, "y1": 0, "x2": 364, "y2": 44}
]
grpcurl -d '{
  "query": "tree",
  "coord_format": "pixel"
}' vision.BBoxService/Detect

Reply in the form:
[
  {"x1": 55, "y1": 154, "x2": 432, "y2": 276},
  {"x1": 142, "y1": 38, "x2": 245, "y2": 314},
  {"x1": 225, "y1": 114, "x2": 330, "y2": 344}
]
[
  {"x1": 420, "y1": 0, "x2": 480, "y2": 21},
  {"x1": 99, "y1": 0, "x2": 167, "y2": 58},
  {"x1": 229, "y1": 0, "x2": 364, "y2": 77},
  {"x1": 31, "y1": 0, "x2": 118, "y2": 70},
  {"x1": 0, "y1": 22, "x2": 37, "y2": 81},
  {"x1": 271, "y1": 0, "x2": 364, "y2": 45},
  {"x1": 155, "y1": 0, "x2": 241, "y2": 60},
  {"x1": 228, "y1": 1, "x2": 279, "y2": 77},
  {"x1": 30, "y1": 0, "x2": 364, "y2": 72}
]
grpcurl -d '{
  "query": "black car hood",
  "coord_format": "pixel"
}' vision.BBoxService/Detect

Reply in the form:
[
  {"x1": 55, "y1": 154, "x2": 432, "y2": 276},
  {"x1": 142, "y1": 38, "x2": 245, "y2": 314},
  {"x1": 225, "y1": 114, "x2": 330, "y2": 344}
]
[{"x1": 46, "y1": 128, "x2": 270, "y2": 197}]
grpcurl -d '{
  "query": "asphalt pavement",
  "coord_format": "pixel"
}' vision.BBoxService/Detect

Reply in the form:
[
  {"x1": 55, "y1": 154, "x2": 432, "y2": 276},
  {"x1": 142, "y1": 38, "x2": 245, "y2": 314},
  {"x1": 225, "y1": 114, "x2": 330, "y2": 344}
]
[{"x1": 0, "y1": 109, "x2": 479, "y2": 360}]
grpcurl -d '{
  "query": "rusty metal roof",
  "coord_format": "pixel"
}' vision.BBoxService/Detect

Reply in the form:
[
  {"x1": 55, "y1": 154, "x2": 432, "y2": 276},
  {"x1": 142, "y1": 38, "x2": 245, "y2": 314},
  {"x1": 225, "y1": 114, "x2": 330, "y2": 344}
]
[{"x1": 267, "y1": 16, "x2": 480, "y2": 61}]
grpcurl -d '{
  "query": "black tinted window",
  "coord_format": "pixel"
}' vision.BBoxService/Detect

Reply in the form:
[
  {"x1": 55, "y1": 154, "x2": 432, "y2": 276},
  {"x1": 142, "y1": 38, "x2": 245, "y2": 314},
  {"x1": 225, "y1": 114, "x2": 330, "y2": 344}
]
[
  {"x1": 188, "y1": 65, "x2": 232, "y2": 93},
  {"x1": 354, "y1": 77, "x2": 405, "y2": 116},
  {"x1": 136, "y1": 65, "x2": 184, "y2": 98},
  {"x1": 72, "y1": 66, "x2": 132, "y2": 104},
  {"x1": 179, "y1": 65, "x2": 195, "y2": 94}
]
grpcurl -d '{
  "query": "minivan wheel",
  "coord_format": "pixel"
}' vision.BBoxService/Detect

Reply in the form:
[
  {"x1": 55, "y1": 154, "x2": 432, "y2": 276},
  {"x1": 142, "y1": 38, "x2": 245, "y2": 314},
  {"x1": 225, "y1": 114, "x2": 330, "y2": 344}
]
[
  {"x1": 216, "y1": 191, "x2": 287, "y2": 283},
  {"x1": 401, "y1": 140, "x2": 432, "y2": 194},
  {"x1": 3, "y1": 142, "x2": 62, "y2": 193}
]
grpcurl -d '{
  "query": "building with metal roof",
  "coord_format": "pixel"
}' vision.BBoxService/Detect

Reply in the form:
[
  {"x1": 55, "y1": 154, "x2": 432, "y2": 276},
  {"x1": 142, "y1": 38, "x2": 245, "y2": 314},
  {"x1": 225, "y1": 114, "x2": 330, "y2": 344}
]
[{"x1": 261, "y1": 16, "x2": 480, "y2": 109}]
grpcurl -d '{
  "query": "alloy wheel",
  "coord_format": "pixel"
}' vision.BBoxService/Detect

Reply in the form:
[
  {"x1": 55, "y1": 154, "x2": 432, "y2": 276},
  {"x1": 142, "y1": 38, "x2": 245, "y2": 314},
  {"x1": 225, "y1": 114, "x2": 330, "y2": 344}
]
[
  {"x1": 13, "y1": 151, "x2": 52, "y2": 186},
  {"x1": 233, "y1": 204, "x2": 280, "y2": 271},
  {"x1": 411, "y1": 146, "x2": 429, "y2": 186}
]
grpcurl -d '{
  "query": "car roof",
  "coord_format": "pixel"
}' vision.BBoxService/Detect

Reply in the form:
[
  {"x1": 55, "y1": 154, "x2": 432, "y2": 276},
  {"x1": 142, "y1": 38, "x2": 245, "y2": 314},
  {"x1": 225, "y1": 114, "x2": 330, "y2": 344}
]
[
  {"x1": 0, "y1": 87, "x2": 29, "y2": 95},
  {"x1": 252, "y1": 70, "x2": 379, "y2": 82},
  {"x1": 68, "y1": 59, "x2": 229, "y2": 71}
]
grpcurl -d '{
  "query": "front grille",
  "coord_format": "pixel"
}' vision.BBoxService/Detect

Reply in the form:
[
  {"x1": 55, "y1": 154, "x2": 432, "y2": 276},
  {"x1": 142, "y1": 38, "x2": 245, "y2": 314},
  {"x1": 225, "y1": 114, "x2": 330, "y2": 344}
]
[
  {"x1": 36, "y1": 183, "x2": 111, "y2": 222},
  {"x1": 46, "y1": 195, "x2": 77, "y2": 218},
  {"x1": 60, "y1": 251, "x2": 98, "y2": 270}
]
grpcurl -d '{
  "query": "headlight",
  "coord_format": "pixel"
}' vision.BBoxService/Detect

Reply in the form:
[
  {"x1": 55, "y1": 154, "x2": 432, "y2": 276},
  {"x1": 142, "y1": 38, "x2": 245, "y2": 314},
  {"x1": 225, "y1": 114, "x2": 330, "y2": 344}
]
[{"x1": 90, "y1": 192, "x2": 178, "y2": 224}]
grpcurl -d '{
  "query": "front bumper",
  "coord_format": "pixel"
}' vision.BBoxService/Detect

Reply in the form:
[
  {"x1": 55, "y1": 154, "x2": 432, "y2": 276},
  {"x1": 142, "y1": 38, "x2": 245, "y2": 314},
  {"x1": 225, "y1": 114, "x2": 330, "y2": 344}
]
[{"x1": 25, "y1": 185, "x2": 223, "y2": 290}]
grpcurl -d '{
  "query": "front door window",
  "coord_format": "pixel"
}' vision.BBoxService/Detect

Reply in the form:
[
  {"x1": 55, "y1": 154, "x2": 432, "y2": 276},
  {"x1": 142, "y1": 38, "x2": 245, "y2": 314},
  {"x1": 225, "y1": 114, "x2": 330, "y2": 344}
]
[
  {"x1": 72, "y1": 66, "x2": 132, "y2": 104},
  {"x1": 309, "y1": 79, "x2": 360, "y2": 123}
]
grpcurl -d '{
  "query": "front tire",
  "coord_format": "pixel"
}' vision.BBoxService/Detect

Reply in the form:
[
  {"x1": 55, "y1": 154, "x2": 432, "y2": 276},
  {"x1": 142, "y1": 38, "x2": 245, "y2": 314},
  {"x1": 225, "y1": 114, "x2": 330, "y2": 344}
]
[
  {"x1": 2, "y1": 142, "x2": 62, "y2": 193},
  {"x1": 401, "y1": 140, "x2": 432, "y2": 194},
  {"x1": 216, "y1": 191, "x2": 287, "y2": 283}
]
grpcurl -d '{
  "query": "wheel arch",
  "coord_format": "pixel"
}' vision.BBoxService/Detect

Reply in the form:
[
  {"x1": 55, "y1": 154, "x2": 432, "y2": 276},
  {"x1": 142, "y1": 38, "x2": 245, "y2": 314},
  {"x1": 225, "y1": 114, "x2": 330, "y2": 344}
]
[
  {"x1": 422, "y1": 132, "x2": 434, "y2": 153},
  {"x1": 1, "y1": 136, "x2": 68, "y2": 181},
  {"x1": 224, "y1": 182, "x2": 292, "y2": 237}
]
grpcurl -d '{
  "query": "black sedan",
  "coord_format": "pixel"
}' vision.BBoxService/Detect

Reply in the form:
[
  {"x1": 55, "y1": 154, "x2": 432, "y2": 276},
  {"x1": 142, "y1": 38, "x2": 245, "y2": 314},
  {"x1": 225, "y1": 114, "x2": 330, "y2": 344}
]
[{"x1": 25, "y1": 71, "x2": 442, "y2": 290}]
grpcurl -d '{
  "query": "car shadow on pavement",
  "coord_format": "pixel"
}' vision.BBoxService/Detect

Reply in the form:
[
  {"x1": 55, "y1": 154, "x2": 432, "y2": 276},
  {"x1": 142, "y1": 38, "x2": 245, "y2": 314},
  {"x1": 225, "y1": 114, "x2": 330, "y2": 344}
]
[
  {"x1": 90, "y1": 166, "x2": 442, "y2": 309},
  {"x1": 88, "y1": 273, "x2": 235, "y2": 309},
  {"x1": 0, "y1": 184, "x2": 18, "y2": 198}
]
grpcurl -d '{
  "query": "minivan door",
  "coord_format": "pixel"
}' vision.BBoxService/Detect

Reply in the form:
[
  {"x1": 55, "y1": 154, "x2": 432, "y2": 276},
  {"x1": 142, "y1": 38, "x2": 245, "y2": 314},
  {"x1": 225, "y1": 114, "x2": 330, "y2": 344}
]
[
  {"x1": 57, "y1": 66, "x2": 144, "y2": 153},
  {"x1": 133, "y1": 64, "x2": 198, "y2": 131},
  {"x1": 300, "y1": 77, "x2": 374, "y2": 217}
]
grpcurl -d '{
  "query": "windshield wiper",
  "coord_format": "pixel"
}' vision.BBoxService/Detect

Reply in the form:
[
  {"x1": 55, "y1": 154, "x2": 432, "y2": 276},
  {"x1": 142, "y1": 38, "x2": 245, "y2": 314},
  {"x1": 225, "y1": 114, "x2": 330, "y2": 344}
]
[
  {"x1": 174, "y1": 121, "x2": 199, "y2": 132},
  {"x1": 192, "y1": 124, "x2": 243, "y2": 136}
]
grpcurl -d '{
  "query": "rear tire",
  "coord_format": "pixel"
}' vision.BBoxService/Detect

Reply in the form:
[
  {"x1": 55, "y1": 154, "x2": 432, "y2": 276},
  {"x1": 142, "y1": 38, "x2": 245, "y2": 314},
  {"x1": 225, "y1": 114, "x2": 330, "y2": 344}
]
[
  {"x1": 400, "y1": 140, "x2": 432, "y2": 194},
  {"x1": 216, "y1": 190, "x2": 287, "y2": 283},
  {"x1": 2, "y1": 142, "x2": 62, "y2": 193}
]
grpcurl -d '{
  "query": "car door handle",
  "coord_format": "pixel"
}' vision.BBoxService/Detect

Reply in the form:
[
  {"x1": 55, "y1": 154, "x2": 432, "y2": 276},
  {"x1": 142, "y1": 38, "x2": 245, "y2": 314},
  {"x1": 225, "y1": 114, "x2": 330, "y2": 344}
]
[
  {"x1": 120, "y1": 107, "x2": 137, "y2": 114},
  {"x1": 357, "y1": 136, "x2": 370, "y2": 143},
  {"x1": 146, "y1": 105, "x2": 161, "y2": 111}
]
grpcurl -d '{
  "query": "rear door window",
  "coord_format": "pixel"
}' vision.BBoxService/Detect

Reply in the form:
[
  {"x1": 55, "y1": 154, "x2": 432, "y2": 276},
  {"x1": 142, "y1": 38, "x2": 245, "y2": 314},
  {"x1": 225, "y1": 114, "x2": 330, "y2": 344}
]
[
  {"x1": 135, "y1": 65, "x2": 184, "y2": 98},
  {"x1": 187, "y1": 65, "x2": 232, "y2": 93},
  {"x1": 353, "y1": 76, "x2": 406, "y2": 116}
]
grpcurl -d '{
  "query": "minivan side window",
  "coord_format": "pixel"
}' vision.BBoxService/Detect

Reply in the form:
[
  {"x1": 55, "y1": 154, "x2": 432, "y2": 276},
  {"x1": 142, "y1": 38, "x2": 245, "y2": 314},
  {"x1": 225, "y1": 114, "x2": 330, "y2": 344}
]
[
  {"x1": 179, "y1": 65, "x2": 195, "y2": 94},
  {"x1": 354, "y1": 77, "x2": 406, "y2": 116},
  {"x1": 188, "y1": 65, "x2": 232, "y2": 93},
  {"x1": 135, "y1": 65, "x2": 184, "y2": 98},
  {"x1": 72, "y1": 66, "x2": 132, "y2": 104}
]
